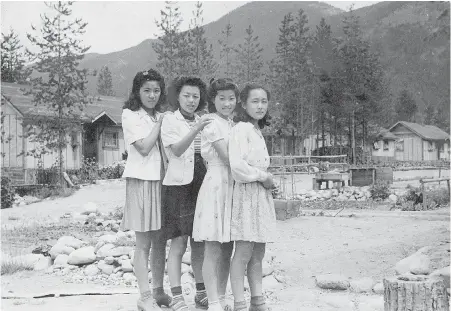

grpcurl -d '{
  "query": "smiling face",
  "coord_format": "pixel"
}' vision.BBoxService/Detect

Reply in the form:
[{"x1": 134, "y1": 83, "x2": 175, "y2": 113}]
[
  {"x1": 139, "y1": 80, "x2": 161, "y2": 109},
  {"x1": 178, "y1": 85, "x2": 200, "y2": 115},
  {"x1": 242, "y1": 88, "x2": 268, "y2": 120},
  {"x1": 214, "y1": 89, "x2": 236, "y2": 118}
]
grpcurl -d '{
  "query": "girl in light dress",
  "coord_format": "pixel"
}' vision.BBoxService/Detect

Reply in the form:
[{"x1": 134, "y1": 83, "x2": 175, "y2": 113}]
[
  {"x1": 228, "y1": 84, "x2": 276, "y2": 311},
  {"x1": 160, "y1": 76, "x2": 215, "y2": 311},
  {"x1": 193, "y1": 78, "x2": 240, "y2": 311},
  {"x1": 120, "y1": 69, "x2": 172, "y2": 311}
]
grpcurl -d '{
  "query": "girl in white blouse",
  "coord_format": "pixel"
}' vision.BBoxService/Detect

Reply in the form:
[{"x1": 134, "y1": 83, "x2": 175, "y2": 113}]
[
  {"x1": 160, "y1": 76, "x2": 214, "y2": 311},
  {"x1": 193, "y1": 78, "x2": 239, "y2": 311},
  {"x1": 121, "y1": 69, "x2": 171, "y2": 311},
  {"x1": 228, "y1": 84, "x2": 276, "y2": 311}
]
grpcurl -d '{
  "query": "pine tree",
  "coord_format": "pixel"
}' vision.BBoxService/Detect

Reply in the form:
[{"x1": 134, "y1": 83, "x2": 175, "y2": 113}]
[
  {"x1": 24, "y1": 1, "x2": 91, "y2": 187},
  {"x1": 97, "y1": 65, "x2": 115, "y2": 96},
  {"x1": 153, "y1": 1, "x2": 183, "y2": 82},
  {"x1": 218, "y1": 22, "x2": 233, "y2": 78},
  {"x1": 1, "y1": 28, "x2": 28, "y2": 83},
  {"x1": 233, "y1": 24, "x2": 264, "y2": 85},
  {"x1": 184, "y1": 2, "x2": 216, "y2": 79},
  {"x1": 395, "y1": 89, "x2": 418, "y2": 122}
]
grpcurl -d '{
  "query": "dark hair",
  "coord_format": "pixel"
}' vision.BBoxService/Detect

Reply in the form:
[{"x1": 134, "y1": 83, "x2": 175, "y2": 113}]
[
  {"x1": 168, "y1": 76, "x2": 207, "y2": 112},
  {"x1": 207, "y1": 78, "x2": 240, "y2": 113},
  {"x1": 234, "y1": 83, "x2": 272, "y2": 129},
  {"x1": 123, "y1": 69, "x2": 166, "y2": 112}
]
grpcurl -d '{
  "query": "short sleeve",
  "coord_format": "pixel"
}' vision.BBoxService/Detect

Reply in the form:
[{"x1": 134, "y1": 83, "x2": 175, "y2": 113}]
[
  {"x1": 229, "y1": 123, "x2": 268, "y2": 183},
  {"x1": 203, "y1": 119, "x2": 224, "y2": 143},
  {"x1": 161, "y1": 114, "x2": 181, "y2": 147},
  {"x1": 122, "y1": 109, "x2": 147, "y2": 145}
]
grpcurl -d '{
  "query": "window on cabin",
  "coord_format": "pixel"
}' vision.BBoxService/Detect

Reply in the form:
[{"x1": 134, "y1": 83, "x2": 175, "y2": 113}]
[
  {"x1": 103, "y1": 132, "x2": 119, "y2": 148},
  {"x1": 428, "y1": 141, "x2": 434, "y2": 151},
  {"x1": 383, "y1": 140, "x2": 389, "y2": 150}
]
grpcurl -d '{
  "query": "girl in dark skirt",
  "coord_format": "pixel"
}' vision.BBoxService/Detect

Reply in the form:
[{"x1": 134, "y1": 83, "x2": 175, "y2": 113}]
[{"x1": 160, "y1": 76, "x2": 214, "y2": 311}]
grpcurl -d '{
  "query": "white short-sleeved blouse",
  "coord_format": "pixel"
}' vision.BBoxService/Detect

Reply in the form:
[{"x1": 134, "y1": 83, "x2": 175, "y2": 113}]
[
  {"x1": 201, "y1": 113, "x2": 233, "y2": 165},
  {"x1": 121, "y1": 108, "x2": 162, "y2": 181}
]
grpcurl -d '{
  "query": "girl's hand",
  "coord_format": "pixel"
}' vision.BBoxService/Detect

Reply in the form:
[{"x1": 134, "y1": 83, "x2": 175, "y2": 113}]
[
  {"x1": 194, "y1": 115, "x2": 214, "y2": 132},
  {"x1": 261, "y1": 173, "x2": 275, "y2": 189}
]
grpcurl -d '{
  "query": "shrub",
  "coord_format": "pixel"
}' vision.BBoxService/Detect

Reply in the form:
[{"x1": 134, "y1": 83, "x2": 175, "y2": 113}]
[
  {"x1": 1, "y1": 176, "x2": 15, "y2": 209},
  {"x1": 98, "y1": 161, "x2": 125, "y2": 180},
  {"x1": 1, "y1": 256, "x2": 34, "y2": 275},
  {"x1": 34, "y1": 186, "x2": 76, "y2": 200},
  {"x1": 400, "y1": 185, "x2": 449, "y2": 211},
  {"x1": 369, "y1": 180, "x2": 391, "y2": 201}
]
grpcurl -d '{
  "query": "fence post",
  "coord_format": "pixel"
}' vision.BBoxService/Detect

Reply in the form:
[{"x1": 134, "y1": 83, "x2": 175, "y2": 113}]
[{"x1": 420, "y1": 179, "x2": 426, "y2": 210}]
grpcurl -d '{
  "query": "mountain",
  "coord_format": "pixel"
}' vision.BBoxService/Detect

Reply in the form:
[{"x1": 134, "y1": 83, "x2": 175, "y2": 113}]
[{"x1": 79, "y1": 1, "x2": 450, "y2": 127}]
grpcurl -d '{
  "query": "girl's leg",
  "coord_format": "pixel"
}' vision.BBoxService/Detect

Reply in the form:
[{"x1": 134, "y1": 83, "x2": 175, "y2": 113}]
[
  {"x1": 202, "y1": 241, "x2": 223, "y2": 311},
  {"x1": 230, "y1": 241, "x2": 254, "y2": 310},
  {"x1": 149, "y1": 230, "x2": 171, "y2": 307},
  {"x1": 218, "y1": 242, "x2": 234, "y2": 310},
  {"x1": 134, "y1": 231, "x2": 152, "y2": 294},
  {"x1": 191, "y1": 238, "x2": 208, "y2": 309},
  {"x1": 168, "y1": 236, "x2": 189, "y2": 311},
  {"x1": 247, "y1": 243, "x2": 267, "y2": 311}
]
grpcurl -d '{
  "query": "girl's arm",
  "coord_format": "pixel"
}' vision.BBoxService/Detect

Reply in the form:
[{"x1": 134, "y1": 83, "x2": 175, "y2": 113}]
[
  {"x1": 212, "y1": 140, "x2": 229, "y2": 165},
  {"x1": 229, "y1": 124, "x2": 269, "y2": 183},
  {"x1": 169, "y1": 115, "x2": 213, "y2": 157},
  {"x1": 132, "y1": 118, "x2": 163, "y2": 156}
]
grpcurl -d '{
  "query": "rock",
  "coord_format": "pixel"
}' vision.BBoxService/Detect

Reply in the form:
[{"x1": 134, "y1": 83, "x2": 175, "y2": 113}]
[
  {"x1": 315, "y1": 274, "x2": 350, "y2": 290},
  {"x1": 181, "y1": 272, "x2": 195, "y2": 300},
  {"x1": 430, "y1": 266, "x2": 450, "y2": 288},
  {"x1": 67, "y1": 246, "x2": 96, "y2": 265},
  {"x1": 73, "y1": 213, "x2": 88, "y2": 223},
  {"x1": 98, "y1": 261, "x2": 114, "y2": 275},
  {"x1": 331, "y1": 189, "x2": 339, "y2": 196},
  {"x1": 98, "y1": 234, "x2": 117, "y2": 244},
  {"x1": 322, "y1": 190, "x2": 332, "y2": 199},
  {"x1": 84, "y1": 264, "x2": 100, "y2": 276},
  {"x1": 262, "y1": 275, "x2": 283, "y2": 291},
  {"x1": 121, "y1": 259, "x2": 133, "y2": 272},
  {"x1": 82, "y1": 202, "x2": 98, "y2": 215},
  {"x1": 57, "y1": 236, "x2": 85, "y2": 249},
  {"x1": 182, "y1": 252, "x2": 191, "y2": 265},
  {"x1": 395, "y1": 253, "x2": 431, "y2": 275},
  {"x1": 49, "y1": 244, "x2": 75, "y2": 260},
  {"x1": 372, "y1": 282, "x2": 384, "y2": 295},
  {"x1": 31, "y1": 244, "x2": 52, "y2": 257},
  {"x1": 125, "y1": 231, "x2": 135, "y2": 239},
  {"x1": 129, "y1": 250, "x2": 134, "y2": 264},
  {"x1": 349, "y1": 277, "x2": 374, "y2": 293},
  {"x1": 102, "y1": 246, "x2": 134, "y2": 258},
  {"x1": 104, "y1": 256, "x2": 115, "y2": 265},
  {"x1": 388, "y1": 194, "x2": 397, "y2": 203},
  {"x1": 123, "y1": 272, "x2": 136, "y2": 284},
  {"x1": 120, "y1": 255, "x2": 129, "y2": 260},
  {"x1": 12, "y1": 254, "x2": 44, "y2": 268},
  {"x1": 116, "y1": 231, "x2": 127, "y2": 239},
  {"x1": 34, "y1": 256, "x2": 52, "y2": 271},
  {"x1": 262, "y1": 261, "x2": 274, "y2": 277},
  {"x1": 54, "y1": 254, "x2": 69, "y2": 266},
  {"x1": 94, "y1": 241, "x2": 106, "y2": 253},
  {"x1": 96, "y1": 243, "x2": 115, "y2": 259}
]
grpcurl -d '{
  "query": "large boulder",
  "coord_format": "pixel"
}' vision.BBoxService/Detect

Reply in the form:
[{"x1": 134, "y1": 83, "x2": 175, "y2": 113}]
[
  {"x1": 54, "y1": 254, "x2": 69, "y2": 266},
  {"x1": 96, "y1": 243, "x2": 116, "y2": 259},
  {"x1": 430, "y1": 266, "x2": 450, "y2": 288},
  {"x1": 49, "y1": 244, "x2": 75, "y2": 260},
  {"x1": 315, "y1": 274, "x2": 350, "y2": 290},
  {"x1": 395, "y1": 253, "x2": 431, "y2": 275},
  {"x1": 67, "y1": 246, "x2": 96, "y2": 265},
  {"x1": 34, "y1": 256, "x2": 52, "y2": 271},
  {"x1": 56, "y1": 236, "x2": 85, "y2": 249},
  {"x1": 349, "y1": 277, "x2": 374, "y2": 293}
]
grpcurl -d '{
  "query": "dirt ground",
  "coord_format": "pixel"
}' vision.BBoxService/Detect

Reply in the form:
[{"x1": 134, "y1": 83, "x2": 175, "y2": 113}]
[{"x1": 1, "y1": 179, "x2": 450, "y2": 311}]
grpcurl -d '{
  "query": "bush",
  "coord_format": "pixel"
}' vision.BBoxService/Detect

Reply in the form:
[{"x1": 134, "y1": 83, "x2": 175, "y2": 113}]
[
  {"x1": 399, "y1": 185, "x2": 449, "y2": 211},
  {"x1": 98, "y1": 161, "x2": 125, "y2": 180},
  {"x1": 369, "y1": 180, "x2": 391, "y2": 201},
  {"x1": 34, "y1": 186, "x2": 76, "y2": 200},
  {"x1": 1, "y1": 176, "x2": 16, "y2": 209}
]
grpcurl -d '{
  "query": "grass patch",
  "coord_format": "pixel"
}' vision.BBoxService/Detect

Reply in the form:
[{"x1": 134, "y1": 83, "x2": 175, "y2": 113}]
[{"x1": 1, "y1": 256, "x2": 34, "y2": 275}]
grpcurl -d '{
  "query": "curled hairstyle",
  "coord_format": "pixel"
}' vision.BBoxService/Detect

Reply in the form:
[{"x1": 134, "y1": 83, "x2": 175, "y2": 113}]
[
  {"x1": 123, "y1": 69, "x2": 166, "y2": 112},
  {"x1": 207, "y1": 78, "x2": 240, "y2": 113},
  {"x1": 168, "y1": 76, "x2": 207, "y2": 112},
  {"x1": 234, "y1": 83, "x2": 272, "y2": 129}
]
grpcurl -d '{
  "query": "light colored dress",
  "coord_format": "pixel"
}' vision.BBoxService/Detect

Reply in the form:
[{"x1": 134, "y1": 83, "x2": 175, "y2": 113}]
[
  {"x1": 193, "y1": 113, "x2": 234, "y2": 243},
  {"x1": 228, "y1": 121, "x2": 276, "y2": 243}
]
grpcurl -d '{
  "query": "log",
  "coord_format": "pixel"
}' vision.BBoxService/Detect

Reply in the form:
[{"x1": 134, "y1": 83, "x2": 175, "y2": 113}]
[{"x1": 383, "y1": 276, "x2": 449, "y2": 311}]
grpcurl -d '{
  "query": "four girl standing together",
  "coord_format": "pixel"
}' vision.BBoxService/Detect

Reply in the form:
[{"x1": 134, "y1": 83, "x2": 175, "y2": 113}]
[{"x1": 121, "y1": 69, "x2": 276, "y2": 311}]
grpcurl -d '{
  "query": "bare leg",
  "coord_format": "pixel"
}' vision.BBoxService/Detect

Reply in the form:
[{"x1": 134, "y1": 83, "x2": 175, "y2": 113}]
[
  {"x1": 218, "y1": 242, "x2": 234, "y2": 296},
  {"x1": 248, "y1": 243, "x2": 267, "y2": 311},
  {"x1": 134, "y1": 231, "x2": 152, "y2": 294},
  {"x1": 149, "y1": 230, "x2": 171, "y2": 307},
  {"x1": 230, "y1": 241, "x2": 254, "y2": 303},
  {"x1": 167, "y1": 236, "x2": 188, "y2": 287},
  {"x1": 203, "y1": 241, "x2": 222, "y2": 302},
  {"x1": 190, "y1": 238, "x2": 205, "y2": 282}
]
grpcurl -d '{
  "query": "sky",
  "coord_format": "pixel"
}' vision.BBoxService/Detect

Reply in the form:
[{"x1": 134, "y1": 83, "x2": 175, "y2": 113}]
[{"x1": 1, "y1": 1, "x2": 380, "y2": 55}]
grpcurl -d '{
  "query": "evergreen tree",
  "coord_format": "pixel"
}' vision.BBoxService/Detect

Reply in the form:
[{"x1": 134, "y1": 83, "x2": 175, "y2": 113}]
[
  {"x1": 1, "y1": 28, "x2": 28, "y2": 83},
  {"x1": 153, "y1": 1, "x2": 183, "y2": 82},
  {"x1": 218, "y1": 22, "x2": 233, "y2": 78},
  {"x1": 184, "y1": 2, "x2": 216, "y2": 79},
  {"x1": 233, "y1": 24, "x2": 264, "y2": 85},
  {"x1": 395, "y1": 89, "x2": 418, "y2": 122},
  {"x1": 97, "y1": 65, "x2": 115, "y2": 96},
  {"x1": 24, "y1": 1, "x2": 91, "y2": 187}
]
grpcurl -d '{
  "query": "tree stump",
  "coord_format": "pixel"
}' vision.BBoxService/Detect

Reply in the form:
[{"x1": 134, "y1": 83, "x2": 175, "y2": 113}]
[{"x1": 383, "y1": 276, "x2": 449, "y2": 311}]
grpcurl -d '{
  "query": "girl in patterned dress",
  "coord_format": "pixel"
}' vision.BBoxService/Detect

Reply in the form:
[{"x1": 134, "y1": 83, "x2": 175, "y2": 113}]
[
  {"x1": 120, "y1": 69, "x2": 172, "y2": 311},
  {"x1": 193, "y1": 78, "x2": 239, "y2": 311},
  {"x1": 160, "y1": 76, "x2": 215, "y2": 311},
  {"x1": 228, "y1": 84, "x2": 276, "y2": 311}
]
